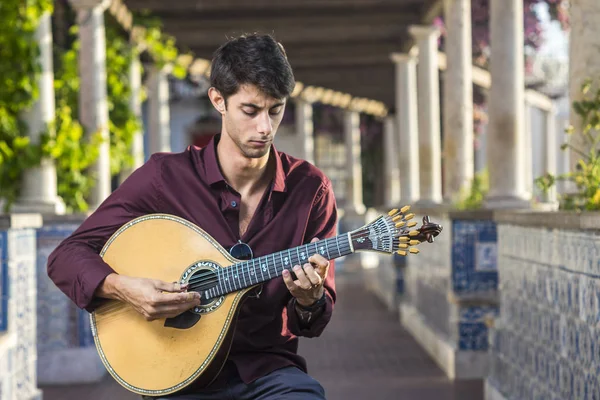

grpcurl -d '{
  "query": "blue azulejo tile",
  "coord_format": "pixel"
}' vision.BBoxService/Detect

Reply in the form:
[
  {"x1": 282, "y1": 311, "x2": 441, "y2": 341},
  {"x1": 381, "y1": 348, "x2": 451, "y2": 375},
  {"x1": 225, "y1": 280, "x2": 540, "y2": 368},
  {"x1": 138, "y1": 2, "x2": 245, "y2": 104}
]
[{"x1": 451, "y1": 219, "x2": 498, "y2": 294}]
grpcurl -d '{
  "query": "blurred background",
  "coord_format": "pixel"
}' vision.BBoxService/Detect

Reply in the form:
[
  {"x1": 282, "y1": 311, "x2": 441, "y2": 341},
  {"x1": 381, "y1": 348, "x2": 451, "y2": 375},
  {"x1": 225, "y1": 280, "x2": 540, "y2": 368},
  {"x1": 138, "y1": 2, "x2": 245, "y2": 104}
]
[{"x1": 2, "y1": 0, "x2": 599, "y2": 399}]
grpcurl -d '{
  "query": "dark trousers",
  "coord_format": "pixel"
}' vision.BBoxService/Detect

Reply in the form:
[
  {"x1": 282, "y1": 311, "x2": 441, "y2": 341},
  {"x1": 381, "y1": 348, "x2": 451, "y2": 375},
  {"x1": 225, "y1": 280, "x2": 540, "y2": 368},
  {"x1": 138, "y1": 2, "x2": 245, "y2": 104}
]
[{"x1": 142, "y1": 365, "x2": 326, "y2": 400}]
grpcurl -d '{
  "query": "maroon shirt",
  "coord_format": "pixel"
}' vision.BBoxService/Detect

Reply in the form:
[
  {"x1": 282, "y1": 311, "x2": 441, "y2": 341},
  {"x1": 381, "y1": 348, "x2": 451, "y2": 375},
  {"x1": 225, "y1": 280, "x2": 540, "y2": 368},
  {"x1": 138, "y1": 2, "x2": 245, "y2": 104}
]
[{"x1": 47, "y1": 135, "x2": 338, "y2": 385}]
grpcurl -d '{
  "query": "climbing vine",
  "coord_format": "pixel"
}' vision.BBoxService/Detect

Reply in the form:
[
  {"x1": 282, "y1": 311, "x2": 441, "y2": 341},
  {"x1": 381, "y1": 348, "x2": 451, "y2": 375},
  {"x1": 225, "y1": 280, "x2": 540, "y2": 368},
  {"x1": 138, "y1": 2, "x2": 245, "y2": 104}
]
[
  {"x1": 0, "y1": 0, "x2": 54, "y2": 210},
  {"x1": 0, "y1": 3, "x2": 187, "y2": 212}
]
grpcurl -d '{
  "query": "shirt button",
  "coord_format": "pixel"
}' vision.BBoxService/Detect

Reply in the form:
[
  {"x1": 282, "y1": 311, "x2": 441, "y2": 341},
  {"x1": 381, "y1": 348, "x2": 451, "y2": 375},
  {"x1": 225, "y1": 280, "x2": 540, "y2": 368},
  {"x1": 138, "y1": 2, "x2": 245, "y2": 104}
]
[{"x1": 231, "y1": 201, "x2": 237, "y2": 207}]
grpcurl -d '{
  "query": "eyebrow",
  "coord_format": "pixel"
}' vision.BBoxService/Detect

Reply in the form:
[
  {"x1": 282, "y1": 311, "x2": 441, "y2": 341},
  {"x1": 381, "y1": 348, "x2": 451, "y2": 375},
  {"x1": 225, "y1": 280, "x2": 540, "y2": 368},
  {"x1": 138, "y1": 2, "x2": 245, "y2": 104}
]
[{"x1": 240, "y1": 102, "x2": 285, "y2": 110}]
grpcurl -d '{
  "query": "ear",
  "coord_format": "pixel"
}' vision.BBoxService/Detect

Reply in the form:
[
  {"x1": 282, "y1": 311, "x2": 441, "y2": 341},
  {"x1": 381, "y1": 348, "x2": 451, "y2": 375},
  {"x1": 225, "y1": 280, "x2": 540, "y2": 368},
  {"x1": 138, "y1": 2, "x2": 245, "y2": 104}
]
[{"x1": 208, "y1": 87, "x2": 226, "y2": 114}]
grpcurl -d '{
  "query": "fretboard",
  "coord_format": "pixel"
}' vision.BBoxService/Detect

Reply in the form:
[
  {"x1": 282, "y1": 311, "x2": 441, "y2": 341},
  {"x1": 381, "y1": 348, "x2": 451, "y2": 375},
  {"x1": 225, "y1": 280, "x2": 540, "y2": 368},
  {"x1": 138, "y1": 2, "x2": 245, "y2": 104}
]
[{"x1": 204, "y1": 234, "x2": 353, "y2": 299}]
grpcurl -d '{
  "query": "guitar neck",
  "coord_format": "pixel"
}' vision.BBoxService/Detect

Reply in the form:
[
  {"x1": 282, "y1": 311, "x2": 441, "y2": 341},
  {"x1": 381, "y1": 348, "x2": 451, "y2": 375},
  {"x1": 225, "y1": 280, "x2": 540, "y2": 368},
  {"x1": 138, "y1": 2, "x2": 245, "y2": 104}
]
[{"x1": 206, "y1": 234, "x2": 354, "y2": 298}]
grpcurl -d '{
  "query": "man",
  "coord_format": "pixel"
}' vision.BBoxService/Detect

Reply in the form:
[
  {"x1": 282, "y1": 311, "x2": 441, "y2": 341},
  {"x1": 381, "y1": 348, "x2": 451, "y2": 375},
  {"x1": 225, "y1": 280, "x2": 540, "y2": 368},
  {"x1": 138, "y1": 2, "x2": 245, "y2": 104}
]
[{"x1": 47, "y1": 34, "x2": 336, "y2": 399}]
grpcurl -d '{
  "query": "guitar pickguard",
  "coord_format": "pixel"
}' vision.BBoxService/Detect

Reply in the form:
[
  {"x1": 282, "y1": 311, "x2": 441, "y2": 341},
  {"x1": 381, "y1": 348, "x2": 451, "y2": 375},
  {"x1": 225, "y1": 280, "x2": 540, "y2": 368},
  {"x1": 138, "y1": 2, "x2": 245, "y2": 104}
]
[{"x1": 180, "y1": 261, "x2": 225, "y2": 315}]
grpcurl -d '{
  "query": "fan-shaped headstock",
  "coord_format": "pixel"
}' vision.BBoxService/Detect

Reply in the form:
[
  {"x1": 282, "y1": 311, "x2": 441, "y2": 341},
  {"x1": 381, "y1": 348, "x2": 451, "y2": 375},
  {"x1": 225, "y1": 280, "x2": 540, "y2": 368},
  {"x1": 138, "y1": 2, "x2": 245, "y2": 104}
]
[{"x1": 349, "y1": 205, "x2": 443, "y2": 256}]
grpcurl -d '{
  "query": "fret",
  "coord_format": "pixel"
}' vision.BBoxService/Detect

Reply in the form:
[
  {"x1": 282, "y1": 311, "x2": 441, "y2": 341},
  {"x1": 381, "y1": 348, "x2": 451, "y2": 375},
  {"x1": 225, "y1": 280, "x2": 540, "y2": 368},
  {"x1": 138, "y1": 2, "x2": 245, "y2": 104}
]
[
  {"x1": 250, "y1": 259, "x2": 256, "y2": 284},
  {"x1": 272, "y1": 254, "x2": 277, "y2": 277},
  {"x1": 240, "y1": 262, "x2": 248, "y2": 287},
  {"x1": 209, "y1": 288, "x2": 214, "y2": 298},
  {"x1": 287, "y1": 249, "x2": 295, "y2": 268},
  {"x1": 234, "y1": 263, "x2": 241, "y2": 290},
  {"x1": 324, "y1": 239, "x2": 331, "y2": 259},
  {"x1": 299, "y1": 245, "x2": 308, "y2": 264},
  {"x1": 218, "y1": 268, "x2": 225, "y2": 295},
  {"x1": 264, "y1": 258, "x2": 272, "y2": 279},
  {"x1": 258, "y1": 257, "x2": 266, "y2": 282},
  {"x1": 335, "y1": 237, "x2": 342, "y2": 258},
  {"x1": 224, "y1": 268, "x2": 232, "y2": 293},
  {"x1": 281, "y1": 251, "x2": 289, "y2": 270}
]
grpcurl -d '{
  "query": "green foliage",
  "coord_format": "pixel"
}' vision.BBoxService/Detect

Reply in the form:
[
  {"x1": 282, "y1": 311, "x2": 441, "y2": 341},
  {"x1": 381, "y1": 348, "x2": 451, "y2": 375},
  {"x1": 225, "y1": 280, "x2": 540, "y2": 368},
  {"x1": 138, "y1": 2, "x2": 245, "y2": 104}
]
[
  {"x1": 0, "y1": 0, "x2": 54, "y2": 210},
  {"x1": 536, "y1": 78, "x2": 600, "y2": 211},
  {"x1": 105, "y1": 21, "x2": 141, "y2": 176},
  {"x1": 454, "y1": 169, "x2": 489, "y2": 210}
]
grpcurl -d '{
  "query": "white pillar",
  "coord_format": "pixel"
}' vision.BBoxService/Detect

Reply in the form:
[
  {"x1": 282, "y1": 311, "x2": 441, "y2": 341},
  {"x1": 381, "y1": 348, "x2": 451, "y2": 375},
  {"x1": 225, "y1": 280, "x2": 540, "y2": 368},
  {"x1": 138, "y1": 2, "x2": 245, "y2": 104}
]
[
  {"x1": 70, "y1": 0, "x2": 112, "y2": 209},
  {"x1": 568, "y1": 0, "x2": 600, "y2": 172},
  {"x1": 343, "y1": 110, "x2": 366, "y2": 214},
  {"x1": 295, "y1": 99, "x2": 315, "y2": 164},
  {"x1": 410, "y1": 25, "x2": 443, "y2": 205},
  {"x1": 383, "y1": 116, "x2": 401, "y2": 207},
  {"x1": 484, "y1": 0, "x2": 530, "y2": 208},
  {"x1": 391, "y1": 51, "x2": 420, "y2": 204},
  {"x1": 148, "y1": 66, "x2": 172, "y2": 155},
  {"x1": 442, "y1": 0, "x2": 474, "y2": 203},
  {"x1": 120, "y1": 52, "x2": 144, "y2": 183},
  {"x1": 542, "y1": 106, "x2": 558, "y2": 206},
  {"x1": 14, "y1": 12, "x2": 65, "y2": 214}
]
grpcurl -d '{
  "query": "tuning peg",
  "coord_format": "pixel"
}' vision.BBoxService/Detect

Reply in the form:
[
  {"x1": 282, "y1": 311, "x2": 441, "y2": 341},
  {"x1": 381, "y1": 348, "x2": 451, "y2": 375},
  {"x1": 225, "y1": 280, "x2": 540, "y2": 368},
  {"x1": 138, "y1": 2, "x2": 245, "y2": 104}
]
[
  {"x1": 408, "y1": 230, "x2": 419, "y2": 237},
  {"x1": 407, "y1": 221, "x2": 417, "y2": 228},
  {"x1": 397, "y1": 250, "x2": 407, "y2": 256},
  {"x1": 409, "y1": 248, "x2": 419, "y2": 254},
  {"x1": 387, "y1": 209, "x2": 398, "y2": 216},
  {"x1": 398, "y1": 243, "x2": 409, "y2": 249},
  {"x1": 392, "y1": 215, "x2": 402, "y2": 222},
  {"x1": 399, "y1": 236, "x2": 409, "y2": 242},
  {"x1": 405, "y1": 213, "x2": 415, "y2": 220},
  {"x1": 409, "y1": 240, "x2": 420, "y2": 245},
  {"x1": 395, "y1": 221, "x2": 406, "y2": 228},
  {"x1": 401, "y1": 205, "x2": 410, "y2": 213}
]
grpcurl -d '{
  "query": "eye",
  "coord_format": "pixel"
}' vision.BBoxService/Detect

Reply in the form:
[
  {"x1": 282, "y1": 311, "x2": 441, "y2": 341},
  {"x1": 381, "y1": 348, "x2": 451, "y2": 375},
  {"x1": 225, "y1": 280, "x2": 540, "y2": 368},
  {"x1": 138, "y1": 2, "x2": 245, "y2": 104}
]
[
  {"x1": 269, "y1": 108, "x2": 282, "y2": 116},
  {"x1": 243, "y1": 109, "x2": 257, "y2": 116}
]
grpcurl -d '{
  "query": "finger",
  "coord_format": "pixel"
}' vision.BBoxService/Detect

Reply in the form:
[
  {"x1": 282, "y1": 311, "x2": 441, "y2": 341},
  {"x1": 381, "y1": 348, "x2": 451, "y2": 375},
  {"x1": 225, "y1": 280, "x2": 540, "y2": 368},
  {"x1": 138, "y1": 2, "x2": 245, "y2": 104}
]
[
  {"x1": 292, "y1": 265, "x2": 313, "y2": 290},
  {"x1": 282, "y1": 269, "x2": 298, "y2": 293},
  {"x1": 154, "y1": 280, "x2": 189, "y2": 293},
  {"x1": 149, "y1": 303, "x2": 198, "y2": 320},
  {"x1": 302, "y1": 263, "x2": 323, "y2": 287},
  {"x1": 308, "y1": 254, "x2": 330, "y2": 276},
  {"x1": 310, "y1": 237, "x2": 320, "y2": 243},
  {"x1": 152, "y1": 290, "x2": 201, "y2": 306}
]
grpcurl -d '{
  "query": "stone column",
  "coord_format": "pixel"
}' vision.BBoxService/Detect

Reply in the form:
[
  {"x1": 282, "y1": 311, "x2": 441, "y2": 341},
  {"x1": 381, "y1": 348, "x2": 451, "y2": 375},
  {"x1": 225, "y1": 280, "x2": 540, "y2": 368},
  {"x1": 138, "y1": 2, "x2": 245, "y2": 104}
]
[
  {"x1": 383, "y1": 116, "x2": 401, "y2": 207},
  {"x1": 569, "y1": 0, "x2": 600, "y2": 171},
  {"x1": 542, "y1": 106, "x2": 558, "y2": 206},
  {"x1": 484, "y1": 0, "x2": 530, "y2": 208},
  {"x1": 343, "y1": 110, "x2": 366, "y2": 214},
  {"x1": 391, "y1": 51, "x2": 420, "y2": 204},
  {"x1": 442, "y1": 0, "x2": 474, "y2": 203},
  {"x1": 70, "y1": 0, "x2": 111, "y2": 209},
  {"x1": 119, "y1": 52, "x2": 144, "y2": 183},
  {"x1": 148, "y1": 66, "x2": 172, "y2": 155},
  {"x1": 295, "y1": 99, "x2": 315, "y2": 164},
  {"x1": 14, "y1": 12, "x2": 65, "y2": 214},
  {"x1": 410, "y1": 25, "x2": 443, "y2": 205}
]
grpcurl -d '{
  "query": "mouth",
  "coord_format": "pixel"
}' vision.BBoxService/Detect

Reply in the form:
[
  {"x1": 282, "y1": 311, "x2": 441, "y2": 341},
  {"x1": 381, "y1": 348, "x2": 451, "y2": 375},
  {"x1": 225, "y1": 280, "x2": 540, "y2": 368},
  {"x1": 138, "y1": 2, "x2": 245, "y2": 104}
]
[{"x1": 248, "y1": 140, "x2": 270, "y2": 147}]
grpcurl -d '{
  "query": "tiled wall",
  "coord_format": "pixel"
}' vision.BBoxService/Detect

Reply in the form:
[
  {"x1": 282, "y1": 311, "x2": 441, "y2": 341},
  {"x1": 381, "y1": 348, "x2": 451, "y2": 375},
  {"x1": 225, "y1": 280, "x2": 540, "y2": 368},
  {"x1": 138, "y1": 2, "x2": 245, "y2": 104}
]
[
  {"x1": 403, "y1": 213, "x2": 499, "y2": 372},
  {"x1": 487, "y1": 224, "x2": 600, "y2": 399},
  {"x1": 0, "y1": 228, "x2": 42, "y2": 400},
  {"x1": 36, "y1": 221, "x2": 100, "y2": 384}
]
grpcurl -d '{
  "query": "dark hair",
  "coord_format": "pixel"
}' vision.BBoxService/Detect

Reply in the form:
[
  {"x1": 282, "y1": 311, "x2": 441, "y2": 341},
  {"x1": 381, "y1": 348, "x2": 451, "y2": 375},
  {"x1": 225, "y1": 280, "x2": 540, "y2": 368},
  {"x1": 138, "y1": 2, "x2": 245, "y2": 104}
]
[{"x1": 210, "y1": 33, "x2": 295, "y2": 104}]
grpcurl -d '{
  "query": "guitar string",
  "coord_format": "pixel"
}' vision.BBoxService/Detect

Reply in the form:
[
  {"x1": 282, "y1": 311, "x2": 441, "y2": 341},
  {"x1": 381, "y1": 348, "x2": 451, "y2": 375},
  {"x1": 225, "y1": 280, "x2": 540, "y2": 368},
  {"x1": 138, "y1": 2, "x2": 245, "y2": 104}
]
[
  {"x1": 184, "y1": 226, "x2": 412, "y2": 293},
  {"x1": 94, "y1": 218, "x2": 413, "y2": 315},
  {"x1": 185, "y1": 224, "x2": 412, "y2": 292},
  {"x1": 187, "y1": 240, "x2": 355, "y2": 293}
]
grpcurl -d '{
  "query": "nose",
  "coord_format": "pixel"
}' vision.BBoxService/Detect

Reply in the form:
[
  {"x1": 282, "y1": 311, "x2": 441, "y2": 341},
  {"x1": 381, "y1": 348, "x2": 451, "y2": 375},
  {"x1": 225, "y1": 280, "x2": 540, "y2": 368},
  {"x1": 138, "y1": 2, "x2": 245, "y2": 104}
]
[{"x1": 257, "y1": 112, "x2": 273, "y2": 135}]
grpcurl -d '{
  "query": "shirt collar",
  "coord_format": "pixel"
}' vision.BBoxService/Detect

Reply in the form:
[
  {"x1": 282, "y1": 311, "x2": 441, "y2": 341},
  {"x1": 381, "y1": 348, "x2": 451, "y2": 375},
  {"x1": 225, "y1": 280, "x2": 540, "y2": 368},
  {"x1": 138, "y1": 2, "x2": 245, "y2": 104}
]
[{"x1": 204, "y1": 135, "x2": 287, "y2": 193}]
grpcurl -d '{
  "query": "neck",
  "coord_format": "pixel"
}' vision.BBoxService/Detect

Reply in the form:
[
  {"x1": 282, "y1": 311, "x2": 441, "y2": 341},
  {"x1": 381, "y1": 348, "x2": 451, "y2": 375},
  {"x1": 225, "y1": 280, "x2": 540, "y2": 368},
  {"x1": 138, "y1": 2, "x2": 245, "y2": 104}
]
[{"x1": 216, "y1": 135, "x2": 271, "y2": 193}]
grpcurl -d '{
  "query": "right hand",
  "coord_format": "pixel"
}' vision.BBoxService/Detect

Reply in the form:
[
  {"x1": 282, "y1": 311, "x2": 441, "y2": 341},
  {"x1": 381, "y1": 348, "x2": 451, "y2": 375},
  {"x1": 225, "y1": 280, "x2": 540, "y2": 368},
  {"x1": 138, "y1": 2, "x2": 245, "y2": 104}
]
[{"x1": 108, "y1": 275, "x2": 202, "y2": 321}]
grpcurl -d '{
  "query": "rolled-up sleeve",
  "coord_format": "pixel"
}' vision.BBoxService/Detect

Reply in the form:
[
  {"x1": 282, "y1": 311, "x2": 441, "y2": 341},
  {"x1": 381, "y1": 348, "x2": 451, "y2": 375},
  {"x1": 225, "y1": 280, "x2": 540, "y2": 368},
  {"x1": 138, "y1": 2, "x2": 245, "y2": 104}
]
[
  {"x1": 47, "y1": 155, "x2": 164, "y2": 312},
  {"x1": 286, "y1": 179, "x2": 338, "y2": 338}
]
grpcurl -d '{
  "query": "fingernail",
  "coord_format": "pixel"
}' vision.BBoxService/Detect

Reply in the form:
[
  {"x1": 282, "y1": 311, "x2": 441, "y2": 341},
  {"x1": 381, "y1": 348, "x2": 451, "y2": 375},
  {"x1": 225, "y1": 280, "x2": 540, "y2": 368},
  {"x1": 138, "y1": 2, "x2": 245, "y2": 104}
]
[
  {"x1": 282, "y1": 269, "x2": 289, "y2": 276},
  {"x1": 293, "y1": 265, "x2": 301, "y2": 271}
]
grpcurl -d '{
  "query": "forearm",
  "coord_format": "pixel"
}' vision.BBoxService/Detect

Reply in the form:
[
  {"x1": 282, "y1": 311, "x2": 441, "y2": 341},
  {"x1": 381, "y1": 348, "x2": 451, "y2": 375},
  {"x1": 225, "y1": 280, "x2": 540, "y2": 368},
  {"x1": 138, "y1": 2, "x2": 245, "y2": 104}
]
[{"x1": 286, "y1": 290, "x2": 334, "y2": 338}]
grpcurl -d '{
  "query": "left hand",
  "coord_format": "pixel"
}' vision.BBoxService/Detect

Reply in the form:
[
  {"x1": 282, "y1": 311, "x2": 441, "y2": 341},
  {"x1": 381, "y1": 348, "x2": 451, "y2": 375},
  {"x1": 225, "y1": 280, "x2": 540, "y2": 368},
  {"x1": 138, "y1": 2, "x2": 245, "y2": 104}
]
[{"x1": 282, "y1": 237, "x2": 330, "y2": 307}]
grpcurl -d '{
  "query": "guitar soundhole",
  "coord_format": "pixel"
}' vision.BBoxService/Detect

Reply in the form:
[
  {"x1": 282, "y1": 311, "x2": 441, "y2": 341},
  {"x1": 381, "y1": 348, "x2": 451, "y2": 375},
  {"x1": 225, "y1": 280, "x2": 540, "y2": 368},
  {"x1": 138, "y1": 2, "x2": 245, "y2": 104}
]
[{"x1": 180, "y1": 261, "x2": 225, "y2": 315}]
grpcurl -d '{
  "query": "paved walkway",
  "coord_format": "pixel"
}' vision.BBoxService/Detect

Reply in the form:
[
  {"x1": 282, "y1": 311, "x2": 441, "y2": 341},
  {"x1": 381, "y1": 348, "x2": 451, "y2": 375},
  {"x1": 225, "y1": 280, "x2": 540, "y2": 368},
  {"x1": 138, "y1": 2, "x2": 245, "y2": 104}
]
[{"x1": 40, "y1": 270, "x2": 483, "y2": 400}]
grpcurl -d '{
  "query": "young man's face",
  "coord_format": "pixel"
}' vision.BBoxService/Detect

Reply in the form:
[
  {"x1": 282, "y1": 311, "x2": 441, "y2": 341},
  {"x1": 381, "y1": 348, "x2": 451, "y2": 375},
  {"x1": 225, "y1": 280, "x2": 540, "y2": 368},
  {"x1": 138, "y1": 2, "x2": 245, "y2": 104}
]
[{"x1": 216, "y1": 84, "x2": 286, "y2": 159}]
